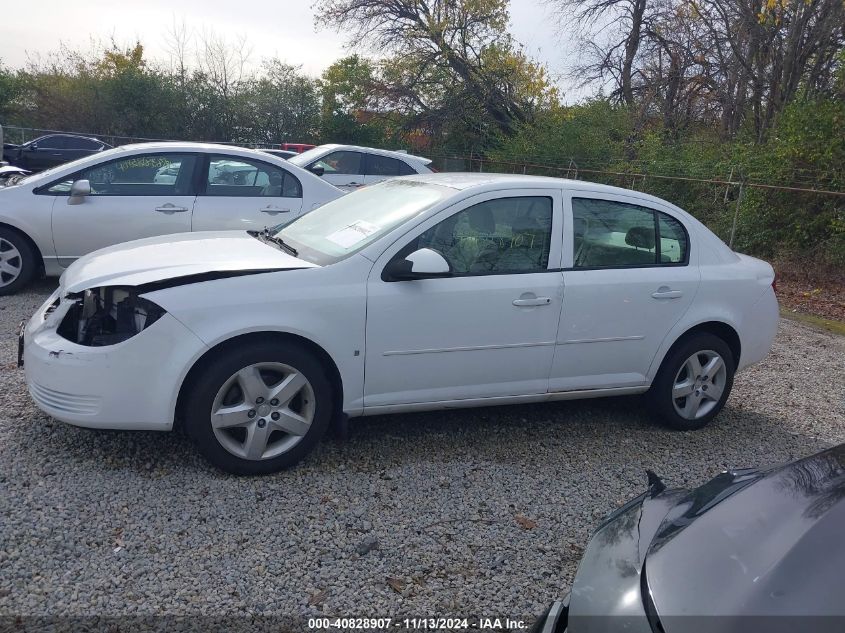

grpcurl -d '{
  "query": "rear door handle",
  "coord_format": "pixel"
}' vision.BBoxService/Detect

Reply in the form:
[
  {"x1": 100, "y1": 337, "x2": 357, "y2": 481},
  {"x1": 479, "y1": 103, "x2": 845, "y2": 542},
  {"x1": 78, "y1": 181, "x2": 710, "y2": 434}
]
[
  {"x1": 261, "y1": 206, "x2": 290, "y2": 215},
  {"x1": 651, "y1": 287, "x2": 683, "y2": 299},
  {"x1": 513, "y1": 297, "x2": 552, "y2": 307},
  {"x1": 155, "y1": 203, "x2": 189, "y2": 213}
]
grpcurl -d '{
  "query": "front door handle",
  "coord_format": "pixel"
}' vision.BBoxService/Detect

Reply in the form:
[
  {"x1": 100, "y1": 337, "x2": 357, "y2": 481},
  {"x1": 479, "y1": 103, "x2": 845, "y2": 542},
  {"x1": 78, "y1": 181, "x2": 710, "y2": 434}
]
[
  {"x1": 513, "y1": 297, "x2": 552, "y2": 307},
  {"x1": 651, "y1": 286, "x2": 683, "y2": 299},
  {"x1": 155, "y1": 203, "x2": 189, "y2": 213},
  {"x1": 261, "y1": 206, "x2": 290, "y2": 215}
]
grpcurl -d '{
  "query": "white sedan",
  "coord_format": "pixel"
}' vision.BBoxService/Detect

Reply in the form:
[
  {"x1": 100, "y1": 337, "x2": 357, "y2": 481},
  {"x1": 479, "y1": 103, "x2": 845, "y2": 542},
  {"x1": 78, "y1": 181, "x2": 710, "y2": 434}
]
[
  {"x1": 0, "y1": 142, "x2": 342, "y2": 294},
  {"x1": 21, "y1": 174, "x2": 778, "y2": 474},
  {"x1": 288, "y1": 144, "x2": 433, "y2": 191}
]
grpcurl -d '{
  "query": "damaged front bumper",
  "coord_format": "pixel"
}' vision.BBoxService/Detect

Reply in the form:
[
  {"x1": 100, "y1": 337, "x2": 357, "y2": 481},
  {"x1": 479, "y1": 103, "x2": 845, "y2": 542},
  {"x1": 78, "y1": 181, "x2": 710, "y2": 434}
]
[{"x1": 22, "y1": 288, "x2": 208, "y2": 430}]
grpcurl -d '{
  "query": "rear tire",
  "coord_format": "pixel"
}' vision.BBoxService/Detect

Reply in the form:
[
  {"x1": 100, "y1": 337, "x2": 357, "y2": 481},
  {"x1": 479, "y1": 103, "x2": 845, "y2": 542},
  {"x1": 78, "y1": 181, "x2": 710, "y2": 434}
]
[
  {"x1": 0, "y1": 227, "x2": 37, "y2": 296},
  {"x1": 184, "y1": 340, "x2": 333, "y2": 475},
  {"x1": 646, "y1": 333, "x2": 735, "y2": 430}
]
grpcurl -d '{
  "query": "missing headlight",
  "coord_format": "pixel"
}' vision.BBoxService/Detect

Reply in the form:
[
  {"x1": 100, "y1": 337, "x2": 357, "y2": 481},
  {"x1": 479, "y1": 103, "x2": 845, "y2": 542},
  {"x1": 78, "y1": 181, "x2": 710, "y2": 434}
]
[{"x1": 57, "y1": 286, "x2": 166, "y2": 346}]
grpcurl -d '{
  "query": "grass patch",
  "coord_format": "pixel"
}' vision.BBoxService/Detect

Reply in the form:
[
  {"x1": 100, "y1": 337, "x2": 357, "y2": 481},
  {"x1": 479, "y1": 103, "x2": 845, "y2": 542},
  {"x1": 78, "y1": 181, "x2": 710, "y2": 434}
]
[{"x1": 780, "y1": 308, "x2": 845, "y2": 337}]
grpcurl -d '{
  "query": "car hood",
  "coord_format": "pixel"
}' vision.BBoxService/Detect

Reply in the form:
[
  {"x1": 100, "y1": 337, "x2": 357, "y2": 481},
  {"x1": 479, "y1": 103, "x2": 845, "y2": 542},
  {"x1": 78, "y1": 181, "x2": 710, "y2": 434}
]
[
  {"x1": 646, "y1": 444, "x2": 845, "y2": 620},
  {"x1": 60, "y1": 231, "x2": 318, "y2": 294}
]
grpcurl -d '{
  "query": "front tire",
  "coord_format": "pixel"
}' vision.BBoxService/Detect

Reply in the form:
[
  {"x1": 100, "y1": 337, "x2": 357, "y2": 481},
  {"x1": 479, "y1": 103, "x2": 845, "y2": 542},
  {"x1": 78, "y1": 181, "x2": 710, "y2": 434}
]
[
  {"x1": 0, "y1": 227, "x2": 37, "y2": 296},
  {"x1": 184, "y1": 340, "x2": 333, "y2": 475},
  {"x1": 647, "y1": 333, "x2": 735, "y2": 430}
]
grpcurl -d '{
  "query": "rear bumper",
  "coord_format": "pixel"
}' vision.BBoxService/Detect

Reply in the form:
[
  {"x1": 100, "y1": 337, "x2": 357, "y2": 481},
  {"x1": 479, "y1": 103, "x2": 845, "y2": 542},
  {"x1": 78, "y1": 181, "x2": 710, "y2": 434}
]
[{"x1": 737, "y1": 287, "x2": 778, "y2": 371}]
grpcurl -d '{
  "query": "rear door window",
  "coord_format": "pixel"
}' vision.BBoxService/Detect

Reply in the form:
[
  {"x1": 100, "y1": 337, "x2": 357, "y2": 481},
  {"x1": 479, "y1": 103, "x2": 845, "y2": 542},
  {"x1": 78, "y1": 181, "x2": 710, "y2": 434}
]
[
  {"x1": 204, "y1": 155, "x2": 302, "y2": 198},
  {"x1": 365, "y1": 154, "x2": 402, "y2": 176},
  {"x1": 398, "y1": 161, "x2": 417, "y2": 176},
  {"x1": 658, "y1": 214, "x2": 688, "y2": 263},
  {"x1": 64, "y1": 136, "x2": 102, "y2": 150},
  {"x1": 572, "y1": 198, "x2": 689, "y2": 268},
  {"x1": 310, "y1": 151, "x2": 364, "y2": 175}
]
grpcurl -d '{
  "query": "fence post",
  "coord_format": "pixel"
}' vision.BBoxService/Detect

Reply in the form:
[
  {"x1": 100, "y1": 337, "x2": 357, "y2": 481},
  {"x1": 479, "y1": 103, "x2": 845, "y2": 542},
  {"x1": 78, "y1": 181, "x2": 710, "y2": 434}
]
[
  {"x1": 728, "y1": 181, "x2": 744, "y2": 249},
  {"x1": 724, "y1": 167, "x2": 735, "y2": 203}
]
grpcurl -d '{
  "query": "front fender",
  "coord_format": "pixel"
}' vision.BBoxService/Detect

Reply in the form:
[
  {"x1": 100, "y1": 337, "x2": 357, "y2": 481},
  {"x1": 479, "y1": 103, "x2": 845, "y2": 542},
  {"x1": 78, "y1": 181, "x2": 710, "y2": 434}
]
[
  {"x1": 144, "y1": 259, "x2": 371, "y2": 416},
  {"x1": 567, "y1": 488, "x2": 687, "y2": 631}
]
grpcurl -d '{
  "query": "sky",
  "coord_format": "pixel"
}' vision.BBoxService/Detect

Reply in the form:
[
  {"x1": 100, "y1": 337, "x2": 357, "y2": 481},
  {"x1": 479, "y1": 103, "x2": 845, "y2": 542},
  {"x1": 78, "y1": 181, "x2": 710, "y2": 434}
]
[{"x1": 0, "y1": 0, "x2": 588, "y2": 101}]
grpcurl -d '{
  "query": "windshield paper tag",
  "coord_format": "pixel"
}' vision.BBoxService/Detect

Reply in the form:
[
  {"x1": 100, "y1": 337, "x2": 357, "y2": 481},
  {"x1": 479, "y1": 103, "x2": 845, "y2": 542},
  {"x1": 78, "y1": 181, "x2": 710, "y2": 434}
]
[{"x1": 326, "y1": 220, "x2": 380, "y2": 248}]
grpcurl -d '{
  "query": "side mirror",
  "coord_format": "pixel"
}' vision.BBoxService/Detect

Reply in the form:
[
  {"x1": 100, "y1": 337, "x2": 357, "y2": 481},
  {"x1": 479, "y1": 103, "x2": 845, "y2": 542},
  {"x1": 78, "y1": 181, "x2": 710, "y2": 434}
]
[
  {"x1": 309, "y1": 165, "x2": 325, "y2": 177},
  {"x1": 383, "y1": 248, "x2": 451, "y2": 281},
  {"x1": 68, "y1": 179, "x2": 91, "y2": 205},
  {"x1": 28, "y1": 142, "x2": 38, "y2": 150}
]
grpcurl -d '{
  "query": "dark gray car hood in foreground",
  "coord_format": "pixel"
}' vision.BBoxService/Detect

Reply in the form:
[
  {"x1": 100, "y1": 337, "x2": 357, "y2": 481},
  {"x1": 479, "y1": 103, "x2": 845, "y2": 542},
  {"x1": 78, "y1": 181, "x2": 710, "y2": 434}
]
[
  {"x1": 567, "y1": 444, "x2": 845, "y2": 633},
  {"x1": 646, "y1": 444, "x2": 845, "y2": 619}
]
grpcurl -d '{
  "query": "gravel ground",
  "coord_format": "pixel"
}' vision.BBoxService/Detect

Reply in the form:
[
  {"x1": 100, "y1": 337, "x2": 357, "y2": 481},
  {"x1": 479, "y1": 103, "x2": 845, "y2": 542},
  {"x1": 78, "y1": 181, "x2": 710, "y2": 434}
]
[{"x1": 1, "y1": 280, "x2": 843, "y2": 623}]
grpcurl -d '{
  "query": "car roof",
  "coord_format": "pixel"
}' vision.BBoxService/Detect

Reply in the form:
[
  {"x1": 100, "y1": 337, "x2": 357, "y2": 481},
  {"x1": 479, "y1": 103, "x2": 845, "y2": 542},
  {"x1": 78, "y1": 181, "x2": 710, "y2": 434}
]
[
  {"x1": 117, "y1": 141, "x2": 259, "y2": 153},
  {"x1": 399, "y1": 172, "x2": 676, "y2": 205},
  {"x1": 77, "y1": 142, "x2": 316, "y2": 165},
  {"x1": 20, "y1": 142, "x2": 335, "y2": 187},
  {"x1": 34, "y1": 133, "x2": 106, "y2": 143},
  {"x1": 307, "y1": 144, "x2": 431, "y2": 165}
]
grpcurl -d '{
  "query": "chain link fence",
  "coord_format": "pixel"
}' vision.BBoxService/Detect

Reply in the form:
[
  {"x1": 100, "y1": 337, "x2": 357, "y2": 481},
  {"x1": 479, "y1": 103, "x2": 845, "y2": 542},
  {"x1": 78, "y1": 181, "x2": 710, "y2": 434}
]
[{"x1": 3, "y1": 125, "x2": 843, "y2": 256}]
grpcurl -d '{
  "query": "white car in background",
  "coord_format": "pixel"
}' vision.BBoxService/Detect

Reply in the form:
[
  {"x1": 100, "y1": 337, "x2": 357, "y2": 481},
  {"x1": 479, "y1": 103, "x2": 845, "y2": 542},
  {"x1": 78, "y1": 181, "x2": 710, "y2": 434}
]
[
  {"x1": 21, "y1": 174, "x2": 778, "y2": 475},
  {"x1": 288, "y1": 144, "x2": 433, "y2": 191},
  {"x1": 0, "y1": 142, "x2": 342, "y2": 294}
]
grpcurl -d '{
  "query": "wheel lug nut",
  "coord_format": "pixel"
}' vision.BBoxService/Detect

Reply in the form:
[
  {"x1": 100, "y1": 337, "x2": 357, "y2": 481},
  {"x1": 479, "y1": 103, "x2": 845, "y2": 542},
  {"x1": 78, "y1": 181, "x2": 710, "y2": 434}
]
[
  {"x1": 271, "y1": 412, "x2": 280, "y2": 421},
  {"x1": 247, "y1": 410, "x2": 256, "y2": 418},
  {"x1": 257, "y1": 419, "x2": 266, "y2": 428},
  {"x1": 255, "y1": 397, "x2": 265, "y2": 404},
  {"x1": 270, "y1": 398, "x2": 279, "y2": 406}
]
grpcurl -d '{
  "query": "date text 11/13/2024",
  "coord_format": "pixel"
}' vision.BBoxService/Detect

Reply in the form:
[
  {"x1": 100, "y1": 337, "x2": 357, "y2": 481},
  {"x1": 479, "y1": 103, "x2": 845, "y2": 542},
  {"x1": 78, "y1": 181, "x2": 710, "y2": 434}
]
[{"x1": 307, "y1": 617, "x2": 529, "y2": 630}]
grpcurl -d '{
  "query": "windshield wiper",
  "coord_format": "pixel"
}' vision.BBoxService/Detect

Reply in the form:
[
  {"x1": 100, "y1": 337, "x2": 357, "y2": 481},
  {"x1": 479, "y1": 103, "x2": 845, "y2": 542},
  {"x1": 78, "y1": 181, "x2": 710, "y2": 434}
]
[{"x1": 250, "y1": 228, "x2": 298, "y2": 257}]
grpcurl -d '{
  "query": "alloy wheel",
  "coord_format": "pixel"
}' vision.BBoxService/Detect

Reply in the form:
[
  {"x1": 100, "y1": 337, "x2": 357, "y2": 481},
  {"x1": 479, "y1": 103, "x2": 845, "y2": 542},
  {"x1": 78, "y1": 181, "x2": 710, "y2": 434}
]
[
  {"x1": 210, "y1": 362, "x2": 315, "y2": 461},
  {"x1": 0, "y1": 238, "x2": 23, "y2": 288},
  {"x1": 671, "y1": 350, "x2": 728, "y2": 420}
]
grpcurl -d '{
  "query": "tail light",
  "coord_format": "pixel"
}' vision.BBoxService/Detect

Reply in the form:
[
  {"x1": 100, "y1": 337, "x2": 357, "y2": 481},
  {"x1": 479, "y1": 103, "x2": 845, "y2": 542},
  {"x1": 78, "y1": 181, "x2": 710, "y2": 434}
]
[{"x1": 771, "y1": 272, "x2": 777, "y2": 292}]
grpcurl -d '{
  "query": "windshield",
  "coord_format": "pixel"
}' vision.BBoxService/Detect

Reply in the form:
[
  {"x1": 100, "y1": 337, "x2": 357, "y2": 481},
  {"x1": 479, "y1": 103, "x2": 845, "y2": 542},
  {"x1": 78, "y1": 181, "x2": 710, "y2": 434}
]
[
  {"x1": 287, "y1": 146, "x2": 328, "y2": 167},
  {"x1": 275, "y1": 179, "x2": 453, "y2": 265}
]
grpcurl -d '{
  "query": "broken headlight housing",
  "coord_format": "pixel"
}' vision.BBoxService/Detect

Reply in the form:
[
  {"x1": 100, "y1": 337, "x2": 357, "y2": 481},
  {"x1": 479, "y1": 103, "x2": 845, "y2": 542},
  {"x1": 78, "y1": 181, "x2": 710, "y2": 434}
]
[{"x1": 57, "y1": 286, "x2": 166, "y2": 347}]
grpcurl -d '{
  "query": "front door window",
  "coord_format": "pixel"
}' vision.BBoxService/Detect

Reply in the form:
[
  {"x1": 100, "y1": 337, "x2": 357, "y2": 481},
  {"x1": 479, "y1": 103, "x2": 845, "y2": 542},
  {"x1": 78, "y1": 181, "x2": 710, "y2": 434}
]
[{"x1": 410, "y1": 196, "x2": 553, "y2": 274}]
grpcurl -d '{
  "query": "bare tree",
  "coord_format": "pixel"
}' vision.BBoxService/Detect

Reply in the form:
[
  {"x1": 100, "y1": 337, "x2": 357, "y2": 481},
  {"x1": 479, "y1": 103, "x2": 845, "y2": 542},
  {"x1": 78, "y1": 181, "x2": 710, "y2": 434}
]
[
  {"x1": 546, "y1": 0, "x2": 653, "y2": 106},
  {"x1": 690, "y1": 0, "x2": 845, "y2": 138},
  {"x1": 163, "y1": 16, "x2": 192, "y2": 88},
  {"x1": 194, "y1": 28, "x2": 253, "y2": 139},
  {"x1": 196, "y1": 28, "x2": 252, "y2": 100},
  {"x1": 549, "y1": 0, "x2": 845, "y2": 139},
  {"x1": 314, "y1": 0, "x2": 553, "y2": 136}
]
